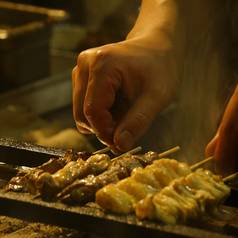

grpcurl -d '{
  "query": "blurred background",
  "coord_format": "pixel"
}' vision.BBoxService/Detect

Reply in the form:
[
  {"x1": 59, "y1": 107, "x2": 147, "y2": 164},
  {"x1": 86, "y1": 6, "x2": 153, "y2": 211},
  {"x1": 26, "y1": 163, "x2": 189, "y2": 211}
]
[{"x1": 0, "y1": 0, "x2": 141, "y2": 153}]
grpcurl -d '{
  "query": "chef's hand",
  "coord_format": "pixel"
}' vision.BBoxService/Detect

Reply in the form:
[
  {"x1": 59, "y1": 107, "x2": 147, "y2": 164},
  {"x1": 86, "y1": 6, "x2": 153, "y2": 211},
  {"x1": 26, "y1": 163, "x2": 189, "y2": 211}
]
[
  {"x1": 206, "y1": 84, "x2": 238, "y2": 176},
  {"x1": 72, "y1": 0, "x2": 190, "y2": 153},
  {"x1": 72, "y1": 38, "x2": 182, "y2": 153}
]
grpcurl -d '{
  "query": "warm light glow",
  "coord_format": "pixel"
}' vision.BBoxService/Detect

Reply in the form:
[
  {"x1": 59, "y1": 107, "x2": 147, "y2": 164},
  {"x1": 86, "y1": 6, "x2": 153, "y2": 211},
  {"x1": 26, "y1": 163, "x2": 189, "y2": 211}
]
[{"x1": 0, "y1": 30, "x2": 8, "y2": 39}]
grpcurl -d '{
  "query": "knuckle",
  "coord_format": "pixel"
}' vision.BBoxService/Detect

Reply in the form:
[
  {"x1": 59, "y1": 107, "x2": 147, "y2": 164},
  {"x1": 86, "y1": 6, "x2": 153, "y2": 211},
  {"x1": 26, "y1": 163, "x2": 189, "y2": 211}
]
[
  {"x1": 90, "y1": 47, "x2": 114, "y2": 72},
  {"x1": 77, "y1": 51, "x2": 86, "y2": 65},
  {"x1": 94, "y1": 47, "x2": 111, "y2": 60},
  {"x1": 77, "y1": 48, "x2": 94, "y2": 67}
]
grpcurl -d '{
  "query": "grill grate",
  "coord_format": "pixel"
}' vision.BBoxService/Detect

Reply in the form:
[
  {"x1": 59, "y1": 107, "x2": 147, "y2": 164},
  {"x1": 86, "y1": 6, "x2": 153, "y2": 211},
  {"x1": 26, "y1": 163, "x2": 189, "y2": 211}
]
[{"x1": 0, "y1": 138, "x2": 237, "y2": 238}]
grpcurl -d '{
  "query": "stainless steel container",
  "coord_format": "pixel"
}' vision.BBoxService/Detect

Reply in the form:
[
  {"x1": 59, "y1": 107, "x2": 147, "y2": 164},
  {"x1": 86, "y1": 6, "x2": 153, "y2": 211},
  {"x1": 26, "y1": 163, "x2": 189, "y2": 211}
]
[{"x1": 0, "y1": 1, "x2": 67, "y2": 92}]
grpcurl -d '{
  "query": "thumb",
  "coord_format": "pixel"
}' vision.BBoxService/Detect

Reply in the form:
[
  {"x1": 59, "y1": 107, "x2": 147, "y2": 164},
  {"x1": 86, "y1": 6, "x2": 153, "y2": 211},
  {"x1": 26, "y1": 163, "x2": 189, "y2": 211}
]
[{"x1": 113, "y1": 93, "x2": 166, "y2": 151}]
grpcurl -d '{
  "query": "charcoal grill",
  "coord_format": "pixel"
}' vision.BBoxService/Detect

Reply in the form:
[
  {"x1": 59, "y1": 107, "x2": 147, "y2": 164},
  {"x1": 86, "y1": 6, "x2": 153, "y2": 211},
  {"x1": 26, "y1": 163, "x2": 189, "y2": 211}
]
[{"x1": 0, "y1": 138, "x2": 237, "y2": 238}]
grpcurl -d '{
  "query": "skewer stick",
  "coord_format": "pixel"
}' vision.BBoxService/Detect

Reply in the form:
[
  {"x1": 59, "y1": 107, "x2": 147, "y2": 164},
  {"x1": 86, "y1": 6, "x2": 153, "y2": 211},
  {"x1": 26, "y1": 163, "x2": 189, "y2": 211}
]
[
  {"x1": 223, "y1": 172, "x2": 238, "y2": 183},
  {"x1": 111, "y1": 145, "x2": 180, "y2": 162},
  {"x1": 93, "y1": 145, "x2": 116, "y2": 154},
  {"x1": 190, "y1": 156, "x2": 214, "y2": 170},
  {"x1": 158, "y1": 146, "x2": 180, "y2": 158},
  {"x1": 111, "y1": 146, "x2": 142, "y2": 161}
]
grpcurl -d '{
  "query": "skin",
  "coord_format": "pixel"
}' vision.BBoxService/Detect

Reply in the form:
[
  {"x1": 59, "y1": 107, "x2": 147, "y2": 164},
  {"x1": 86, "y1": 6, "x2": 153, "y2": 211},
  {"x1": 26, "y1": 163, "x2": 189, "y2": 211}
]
[
  {"x1": 72, "y1": 0, "x2": 188, "y2": 152},
  {"x1": 72, "y1": 0, "x2": 237, "y2": 175},
  {"x1": 206, "y1": 84, "x2": 238, "y2": 176}
]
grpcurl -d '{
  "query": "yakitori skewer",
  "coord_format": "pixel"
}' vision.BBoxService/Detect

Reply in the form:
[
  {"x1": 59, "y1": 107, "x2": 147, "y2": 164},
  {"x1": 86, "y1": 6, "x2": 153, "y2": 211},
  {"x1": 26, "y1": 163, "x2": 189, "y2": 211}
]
[
  {"x1": 97, "y1": 146, "x2": 231, "y2": 181},
  {"x1": 190, "y1": 156, "x2": 214, "y2": 170},
  {"x1": 111, "y1": 146, "x2": 180, "y2": 162},
  {"x1": 112, "y1": 148, "x2": 236, "y2": 184},
  {"x1": 111, "y1": 146, "x2": 142, "y2": 161},
  {"x1": 223, "y1": 172, "x2": 238, "y2": 183},
  {"x1": 93, "y1": 145, "x2": 116, "y2": 154},
  {"x1": 157, "y1": 146, "x2": 180, "y2": 158}
]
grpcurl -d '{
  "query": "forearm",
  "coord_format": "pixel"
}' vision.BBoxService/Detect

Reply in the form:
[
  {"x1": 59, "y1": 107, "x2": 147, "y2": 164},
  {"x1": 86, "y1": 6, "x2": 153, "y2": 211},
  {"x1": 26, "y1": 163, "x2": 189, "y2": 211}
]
[
  {"x1": 126, "y1": 0, "x2": 189, "y2": 64},
  {"x1": 126, "y1": 0, "x2": 219, "y2": 66}
]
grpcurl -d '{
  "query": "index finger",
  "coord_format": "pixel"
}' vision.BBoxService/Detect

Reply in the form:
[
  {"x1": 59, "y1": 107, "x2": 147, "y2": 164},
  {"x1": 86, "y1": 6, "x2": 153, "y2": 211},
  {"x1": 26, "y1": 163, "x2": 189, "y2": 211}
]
[{"x1": 84, "y1": 55, "x2": 123, "y2": 144}]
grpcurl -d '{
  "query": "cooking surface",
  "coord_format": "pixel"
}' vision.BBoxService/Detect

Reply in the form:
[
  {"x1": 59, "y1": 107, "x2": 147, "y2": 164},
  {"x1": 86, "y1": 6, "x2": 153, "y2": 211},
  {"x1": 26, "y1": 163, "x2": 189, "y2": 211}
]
[
  {"x1": 0, "y1": 138, "x2": 238, "y2": 238},
  {"x1": 0, "y1": 190, "x2": 238, "y2": 238}
]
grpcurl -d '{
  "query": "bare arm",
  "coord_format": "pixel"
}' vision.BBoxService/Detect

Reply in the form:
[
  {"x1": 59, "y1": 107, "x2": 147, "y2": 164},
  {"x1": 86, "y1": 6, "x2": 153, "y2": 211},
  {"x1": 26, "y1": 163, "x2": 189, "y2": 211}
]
[{"x1": 72, "y1": 0, "x2": 217, "y2": 153}]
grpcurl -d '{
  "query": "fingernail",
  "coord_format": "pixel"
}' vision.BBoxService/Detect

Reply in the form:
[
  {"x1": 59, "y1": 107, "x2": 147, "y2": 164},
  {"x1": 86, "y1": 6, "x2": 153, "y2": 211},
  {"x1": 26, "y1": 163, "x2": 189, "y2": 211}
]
[{"x1": 118, "y1": 130, "x2": 135, "y2": 151}]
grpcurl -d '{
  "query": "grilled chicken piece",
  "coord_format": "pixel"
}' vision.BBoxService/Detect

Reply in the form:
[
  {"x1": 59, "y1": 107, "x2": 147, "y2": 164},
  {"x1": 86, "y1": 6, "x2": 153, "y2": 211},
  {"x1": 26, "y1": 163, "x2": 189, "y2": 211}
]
[
  {"x1": 3, "y1": 148, "x2": 92, "y2": 195},
  {"x1": 36, "y1": 154, "x2": 111, "y2": 199},
  {"x1": 95, "y1": 159, "x2": 192, "y2": 214},
  {"x1": 57, "y1": 152, "x2": 160, "y2": 204},
  {"x1": 57, "y1": 154, "x2": 144, "y2": 204},
  {"x1": 96, "y1": 183, "x2": 136, "y2": 214},
  {"x1": 185, "y1": 169, "x2": 230, "y2": 215},
  {"x1": 135, "y1": 168, "x2": 230, "y2": 225}
]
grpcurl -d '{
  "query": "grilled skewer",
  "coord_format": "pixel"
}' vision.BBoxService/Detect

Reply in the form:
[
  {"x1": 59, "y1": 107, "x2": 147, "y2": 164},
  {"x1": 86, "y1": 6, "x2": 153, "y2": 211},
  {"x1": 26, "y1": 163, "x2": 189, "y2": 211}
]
[
  {"x1": 135, "y1": 168, "x2": 230, "y2": 224},
  {"x1": 35, "y1": 147, "x2": 143, "y2": 199},
  {"x1": 35, "y1": 153, "x2": 111, "y2": 199},
  {"x1": 57, "y1": 152, "x2": 152, "y2": 204},
  {"x1": 95, "y1": 156, "x2": 232, "y2": 216},
  {"x1": 95, "y1": 158, "x2": 192, "y2": 214},
  {"x1": 57, "y1": 148, "x2": 180, "y2": 205},
  {"x1": 3, "y1": 148, "x2": 92, "y2": 194}
]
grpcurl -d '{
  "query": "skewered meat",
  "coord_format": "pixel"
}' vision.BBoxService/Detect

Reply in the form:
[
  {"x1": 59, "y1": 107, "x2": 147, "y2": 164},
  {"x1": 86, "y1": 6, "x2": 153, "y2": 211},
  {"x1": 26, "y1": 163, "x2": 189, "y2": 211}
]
[
  {"x1": 135, "y1": 168, "x2": 230, "y2": 224},
  {"x1": 36, "y1": 153, "x2": 111, "y2": 199},
  {"x1": 57, "y1": 151, "x2": 161, "y2": 204},
  {"x1": 96, "y1": 159, "x2": 191, "y2": 213},
  {"x1": 3, "y1": 148, "x2": 92, "y2": 195}
]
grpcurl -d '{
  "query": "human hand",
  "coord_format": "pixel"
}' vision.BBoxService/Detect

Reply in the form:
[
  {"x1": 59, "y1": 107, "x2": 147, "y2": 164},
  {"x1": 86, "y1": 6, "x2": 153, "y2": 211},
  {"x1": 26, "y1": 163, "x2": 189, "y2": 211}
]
[
  {"x1": 72, "y1": 38, "x2": 182, "y2": 153},
  {"x1": 206, "y1": 84, "x2": 238, "y2": 176}
]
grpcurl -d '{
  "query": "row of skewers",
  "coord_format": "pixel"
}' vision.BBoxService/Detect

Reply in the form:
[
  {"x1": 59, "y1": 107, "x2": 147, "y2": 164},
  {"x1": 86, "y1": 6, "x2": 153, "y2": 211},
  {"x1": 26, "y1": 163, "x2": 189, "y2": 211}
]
[
  {"x1": 2, "y1": 145, "x2": 237, "y2": 225},
  {"x1": 3, "y1": 146, "x2": 176, "y2": 200}
]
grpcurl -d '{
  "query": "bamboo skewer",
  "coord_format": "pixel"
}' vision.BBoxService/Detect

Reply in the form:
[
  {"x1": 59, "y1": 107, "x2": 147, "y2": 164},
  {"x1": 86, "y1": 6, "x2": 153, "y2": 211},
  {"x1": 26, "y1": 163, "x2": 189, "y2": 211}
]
[
  {"x1": 111, "y1": 146, "x2": 142, "y2": 162},
  {"x1": 93, "y1": 145, "x2": 116, "y2": 154},
  {"x1": 190, "y1": 156, "x2": 214, "y2": 170},
  {"x1": 223, "y1": 172, "x2": 238, "y2": 183},
  {"x1": 111, "y1": 146, "x2": 180, "y2": 162},
  {"x1": 94, "y1": 146, "x2": 234, "y2": 182},
  {"x1": 190, "y1": 157, "x2": 238, "y2": 183},
  {"x1": 158, "y1": 146, "x2": 180, "y2": 158}
]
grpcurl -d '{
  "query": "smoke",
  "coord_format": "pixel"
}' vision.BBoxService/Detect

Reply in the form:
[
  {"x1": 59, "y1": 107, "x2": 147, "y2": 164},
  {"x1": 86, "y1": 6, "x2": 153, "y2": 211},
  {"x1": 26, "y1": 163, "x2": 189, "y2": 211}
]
[{"x1": 137, "y1": 3, "x2": 237, "y2": 166}]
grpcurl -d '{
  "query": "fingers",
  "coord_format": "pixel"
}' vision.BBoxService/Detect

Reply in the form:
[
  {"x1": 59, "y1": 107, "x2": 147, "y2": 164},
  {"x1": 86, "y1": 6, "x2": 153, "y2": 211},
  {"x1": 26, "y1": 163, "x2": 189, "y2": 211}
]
[
  {"x1": 72, "y1": 52, "x2": 92, "y2": 134},
  {"x1": 72, "y1": 47, "x2": 123, "y2": 146},
  {"x1": 206, "y1": 84, "x2": 238, "y2": 176},
  {"x1": 113, "y1": 90, "x2": 164, "y2": 151},
  {"x1": 84, "y1": 51, "x2": 123, "y2": 145},
  {"x1": 72, "y1": 42, "x2": 179, "y2": 153}
]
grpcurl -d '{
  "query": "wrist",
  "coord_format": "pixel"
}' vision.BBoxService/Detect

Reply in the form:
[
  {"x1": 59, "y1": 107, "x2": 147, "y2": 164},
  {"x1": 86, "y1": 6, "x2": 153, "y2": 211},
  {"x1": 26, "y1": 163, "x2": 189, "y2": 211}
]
[{"x1": 126, "y1": 0, "x2": 189, "y2": 68}]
